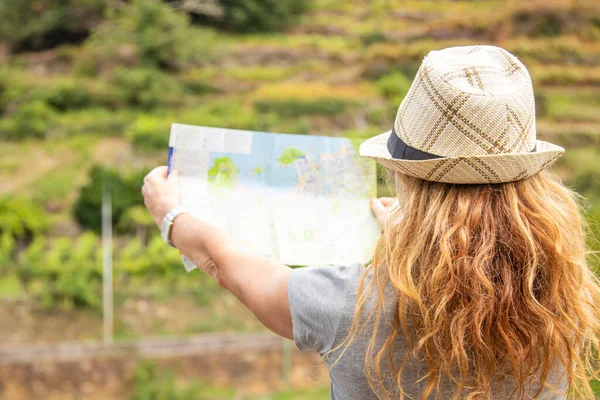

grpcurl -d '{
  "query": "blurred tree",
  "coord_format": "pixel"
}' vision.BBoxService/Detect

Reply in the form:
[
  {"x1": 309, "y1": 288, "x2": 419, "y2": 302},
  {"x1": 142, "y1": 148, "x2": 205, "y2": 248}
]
[
  {"x1": 220, "y1": 0, "x2": 309, "y2": 32},
  {"x1": 73, "y1": 165, "x2": 147, "y2": 232},
  {"x1": 179, "y1": 0, "x2": 309, "y2": 33},
  {"x1": 109, "y1": 67, "x2": 183, "y2": 109},
  {"x1": 78, "y1": 0, "x2": 215, "y2": 73},
  {"x1": 0, "y1": 0, "x2": 106, "y2": 51}
]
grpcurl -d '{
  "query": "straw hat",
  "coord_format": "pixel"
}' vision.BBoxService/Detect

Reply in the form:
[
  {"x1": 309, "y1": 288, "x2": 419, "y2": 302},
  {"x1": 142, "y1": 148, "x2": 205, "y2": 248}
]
[{"x1": 359, "y1": 45, "x2": 564, "y2": 184}]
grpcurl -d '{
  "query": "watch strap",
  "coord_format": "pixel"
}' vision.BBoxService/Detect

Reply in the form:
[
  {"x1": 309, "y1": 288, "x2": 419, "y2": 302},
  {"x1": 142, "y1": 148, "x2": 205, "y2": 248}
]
[{"x1": 161, "y1": 206, "x2": 187, "y2": 247}]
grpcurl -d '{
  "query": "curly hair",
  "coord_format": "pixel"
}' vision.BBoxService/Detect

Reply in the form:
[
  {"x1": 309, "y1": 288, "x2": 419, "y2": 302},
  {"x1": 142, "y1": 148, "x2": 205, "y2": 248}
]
[{"x1": 333, "y1": 171, "x2": 600, "y2": 399}]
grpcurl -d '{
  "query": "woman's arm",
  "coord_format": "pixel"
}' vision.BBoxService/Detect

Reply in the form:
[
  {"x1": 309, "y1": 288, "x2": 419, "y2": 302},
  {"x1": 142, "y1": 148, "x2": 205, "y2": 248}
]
[
  {"x1": 142, "y1": 166, "x2": 293, "y2": 339},
  {"x1": 142, "y1": 166, "x2": 392, "y2": 341}
]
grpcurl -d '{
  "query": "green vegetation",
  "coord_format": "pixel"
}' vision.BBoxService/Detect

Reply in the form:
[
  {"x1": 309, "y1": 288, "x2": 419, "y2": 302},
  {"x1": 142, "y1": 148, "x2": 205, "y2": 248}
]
[
  {"x1": 0, "y1": 0, "x2": 598, "y2": 395},
  {"x1": 132, "y1": 360, "x2": 329, "y2": 400},
  {"x1": 0, "y1": 196, "x2": 50, "y2": 239},
  {"x1": 219, "y1": 0, "x2": 309, "y2": 33},
  {"x1": 73, "y1": 165, "x2": 146, "y2": 232},
  {"x1": 0, "y1": 0, "x2": 105, "y2": 51},
  {"x1": 79, "y1": 0, "x2": 215, "y2": 73}
]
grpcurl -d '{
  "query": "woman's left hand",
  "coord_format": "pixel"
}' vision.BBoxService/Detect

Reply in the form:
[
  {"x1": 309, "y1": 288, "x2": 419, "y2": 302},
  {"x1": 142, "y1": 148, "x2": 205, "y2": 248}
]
[{"x1": 141, "y1": 166, "x2": 181, "y2": 228}]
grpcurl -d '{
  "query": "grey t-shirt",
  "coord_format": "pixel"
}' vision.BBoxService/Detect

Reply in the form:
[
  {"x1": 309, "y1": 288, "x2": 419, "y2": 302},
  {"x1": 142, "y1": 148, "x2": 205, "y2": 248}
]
[{"x1": 288, "y1": 263, "x2": 568, "y2": 399}]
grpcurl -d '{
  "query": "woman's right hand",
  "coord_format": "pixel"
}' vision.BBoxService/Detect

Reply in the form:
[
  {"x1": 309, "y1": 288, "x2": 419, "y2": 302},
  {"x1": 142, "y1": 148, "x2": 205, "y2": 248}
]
[{"x1": 370, "y1": 197, "x2": 396, "y2": 227}]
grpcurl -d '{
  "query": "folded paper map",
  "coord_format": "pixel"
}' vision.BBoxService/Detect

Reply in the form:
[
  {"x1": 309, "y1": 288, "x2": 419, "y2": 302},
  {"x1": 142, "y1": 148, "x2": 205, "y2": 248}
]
[{"x1": 167, "y1": 124, "x2": 380, "y2": 271}]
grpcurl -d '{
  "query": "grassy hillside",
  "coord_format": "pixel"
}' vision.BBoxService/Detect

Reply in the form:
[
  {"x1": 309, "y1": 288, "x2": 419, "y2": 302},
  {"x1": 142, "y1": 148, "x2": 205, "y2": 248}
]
[{"x1": 0, "y1": 0, "x2": 598, "y2": 357}]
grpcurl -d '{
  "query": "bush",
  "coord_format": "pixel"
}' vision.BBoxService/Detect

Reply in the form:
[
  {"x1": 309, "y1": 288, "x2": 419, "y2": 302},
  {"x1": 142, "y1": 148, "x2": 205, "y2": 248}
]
[
  {"x1": 79, "y1": 0, "x2": 215, "y2": 73},
  {"x1": 0, "y1": 0, "x2": 105, "y2": 51},
  {"x1": 18, "y1": 233, "x2": 102, "y2": 309},
  {"x1": 0, "y1": 196, "x2": 49, "y2": 245},
  {"x1": 0, "y1": 100, "x2": 57, "y2": 140},
  {"x1": 376, "y1": 72, "x2": 411, "y2": 100},
  {"x1": 126, "y1": 114, "x2": 171, "y2": 150},
  {"x1": 39, "y1": 78, "x2": 112, "y2": 112},
  {"x1": 73, "y1": 165, "x2": 146, "y2": 232},
  {"x1": 178, "y1": 69, "x2": 218, "y2": 95},
  {"x1": 110, "y1": 67, "x2": 183, "y2": 109},
  {"x1": 116, "y1": 236, "x2": 183, "y2": 281},
  {"x1": 219, "y1": 0, "x2": 309, "y2": 33}
]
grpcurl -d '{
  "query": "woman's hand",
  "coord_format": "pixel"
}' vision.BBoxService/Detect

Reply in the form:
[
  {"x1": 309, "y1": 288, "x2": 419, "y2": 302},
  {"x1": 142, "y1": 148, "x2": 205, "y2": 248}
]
[
  {"x1": 370, "y1": 197, "x2": 396, "y2": 227},
  {"x1": 141, "y1": 166, "x2": 181, "y2": 228}
]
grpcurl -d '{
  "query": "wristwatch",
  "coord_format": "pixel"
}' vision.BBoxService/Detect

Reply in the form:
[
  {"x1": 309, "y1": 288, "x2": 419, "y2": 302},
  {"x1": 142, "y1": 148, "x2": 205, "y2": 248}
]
[{"x1": 161, "y1": 207, "x2": 188, "y2": 248}]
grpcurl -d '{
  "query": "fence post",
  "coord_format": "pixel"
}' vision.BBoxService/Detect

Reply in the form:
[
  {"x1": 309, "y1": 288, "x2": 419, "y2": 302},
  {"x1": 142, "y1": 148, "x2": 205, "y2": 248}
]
[{"x1": 102, "y1": 185, "x2": 114, "y2": 344}]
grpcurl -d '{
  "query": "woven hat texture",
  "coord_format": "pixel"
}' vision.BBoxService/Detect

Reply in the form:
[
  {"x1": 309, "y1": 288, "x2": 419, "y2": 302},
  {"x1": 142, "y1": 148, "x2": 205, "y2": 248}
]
[{"x1": 360, "y1": 45, "x2": 564, "y2": 184}]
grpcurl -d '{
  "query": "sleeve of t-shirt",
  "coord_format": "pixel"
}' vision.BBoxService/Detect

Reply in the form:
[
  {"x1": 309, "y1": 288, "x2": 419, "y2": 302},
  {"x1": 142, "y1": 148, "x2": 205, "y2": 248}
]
[{"x1": 287, "y1": 263, "x2": 364, "y2": 355}]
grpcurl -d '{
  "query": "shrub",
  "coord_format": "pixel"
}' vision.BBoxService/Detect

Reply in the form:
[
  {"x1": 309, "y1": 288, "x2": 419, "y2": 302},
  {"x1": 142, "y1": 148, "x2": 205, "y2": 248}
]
[
  {"x1": 38, "y1": 78, "x2": 114, "y2": 112},
  {"x1": 110, "y1": 67, "x2": 183, "y2": 109},
  {"x1": 80, "y1": 0, "x2": 215, "y2": 72},
  {"x1": 126, "y1": 114, "x2": 171, "y2": 150},
  {"x1": 19, "y1": 233, "x2": 102, "y2": 309},
  {"x1": 376, "y1": 72, "x2": 412, "y2": 103},
  {"x1": 0, "y1": 196, "x2": 49, "y2": 239},
  {"x1": 0, "y1": 0, "x2": 105, "y2": 51},
  {"x1": 132, "y1": 361, "x2": 213, "y2": 400},
  {"x1": 0, "y1": 100, "x2": 57, "y2": 140},
  {"x1": 73, "y1": 165, "x2": 146, "y2": 232},
  {"x1": 116, "y1": 236, "x2": 183, "y2": 281},
  {"x1": 178, "y1": 69, "x2": 218, "y2": 95},
  {"x1": 195, "y1": 0, "x2": 309, "y2": 33}
]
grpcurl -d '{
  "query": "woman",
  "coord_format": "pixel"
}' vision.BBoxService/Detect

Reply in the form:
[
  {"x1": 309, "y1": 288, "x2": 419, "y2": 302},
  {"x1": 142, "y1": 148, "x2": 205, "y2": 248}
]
[{"x1": 142, "y1": 46, "x2": 600, "y2": 399}]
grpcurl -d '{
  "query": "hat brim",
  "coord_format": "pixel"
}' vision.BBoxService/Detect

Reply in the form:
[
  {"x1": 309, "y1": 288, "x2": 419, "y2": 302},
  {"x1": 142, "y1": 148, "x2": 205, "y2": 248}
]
[{"x1": 360, "y1": 131, "x2": 565, "y2": 184}]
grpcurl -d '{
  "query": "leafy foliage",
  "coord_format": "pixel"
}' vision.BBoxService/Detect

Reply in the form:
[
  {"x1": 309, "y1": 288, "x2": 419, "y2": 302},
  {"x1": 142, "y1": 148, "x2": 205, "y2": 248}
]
[
  {"x1": 132, "y1": 360, "x2": 235, "y2": 400},
  {"x1": 18, "y1": 233, "x2": 102, "y2": 309},
  {"x1": 0, "y1": 196, "x2": 50, "y2": 239},
  {"x1": 73, "y1": 165, "x2": 146, "y2": 232},
  {"x1": 79, "y1": 0, "x2": 215, "y2": 73},
  {"x1": 0, "y1": 0, "x2": 105, "y2": 51},
  {"x1": 109, "y1": 67, "x2": 183, "y2": 109},
  {"x1": 0, "y1": 100, "x2": 57, "y2": 140},
  {"x1": 219, "y1": 0, "x2": 309, "y2": 33},
  {"x1": 126, "y1": 114, "x2": 171, "y2": 150},
  {"x1": 376, "y1": 72, "x2": 412, "y2": 103}
]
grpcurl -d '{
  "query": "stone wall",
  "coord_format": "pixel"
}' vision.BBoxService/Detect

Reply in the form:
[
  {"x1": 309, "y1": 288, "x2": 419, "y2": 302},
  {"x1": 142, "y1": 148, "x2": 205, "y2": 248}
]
[{"x1": 0, "y1": 333, "x2": 329, "y2": 399}]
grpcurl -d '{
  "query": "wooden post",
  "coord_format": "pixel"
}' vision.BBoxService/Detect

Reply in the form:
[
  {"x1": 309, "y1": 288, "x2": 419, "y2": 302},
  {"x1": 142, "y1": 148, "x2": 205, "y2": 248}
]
[{"x1": 102, "y1": 185, "x2": 114, "y2": 344}]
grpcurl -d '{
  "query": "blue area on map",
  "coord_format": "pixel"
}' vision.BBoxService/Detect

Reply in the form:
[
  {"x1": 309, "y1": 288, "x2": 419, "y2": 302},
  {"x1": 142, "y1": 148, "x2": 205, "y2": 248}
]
[{"x1": 209, "y1": 131, "x2": 352, "y2": 192}]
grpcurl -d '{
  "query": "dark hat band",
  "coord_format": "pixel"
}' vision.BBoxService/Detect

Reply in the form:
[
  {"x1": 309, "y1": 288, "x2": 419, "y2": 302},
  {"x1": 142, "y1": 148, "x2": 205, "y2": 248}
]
[{"x1": 387, "y1": 127, "x2": 537, "y2": 161}]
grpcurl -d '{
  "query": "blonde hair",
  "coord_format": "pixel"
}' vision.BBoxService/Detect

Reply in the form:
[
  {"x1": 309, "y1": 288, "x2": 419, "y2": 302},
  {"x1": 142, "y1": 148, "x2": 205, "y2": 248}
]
[{"x1": 334, "y1": 170, "x2": 600, "y2": 399}]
